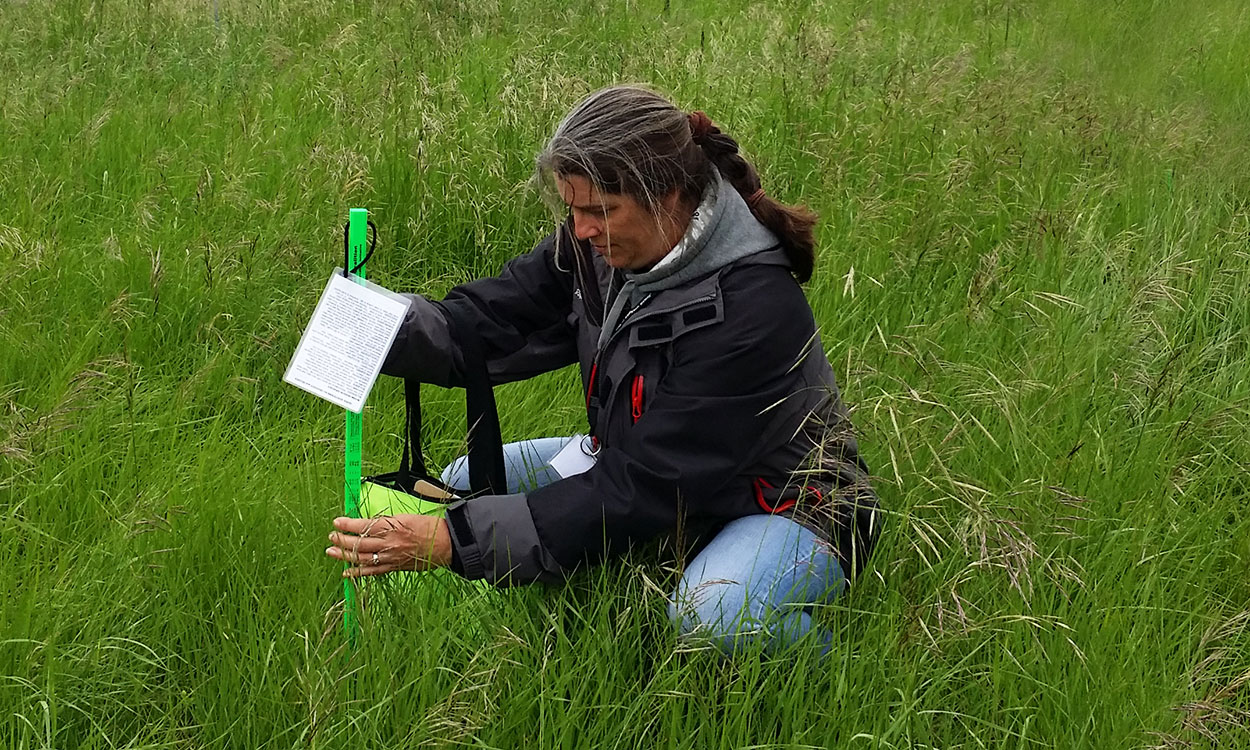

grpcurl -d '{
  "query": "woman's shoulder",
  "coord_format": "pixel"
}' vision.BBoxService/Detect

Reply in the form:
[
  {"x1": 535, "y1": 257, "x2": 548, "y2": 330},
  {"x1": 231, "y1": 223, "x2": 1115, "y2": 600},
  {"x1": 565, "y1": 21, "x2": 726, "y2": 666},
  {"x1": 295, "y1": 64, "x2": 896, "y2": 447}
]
[
  {"x1": 717, "y1": 260, "x2": 815, "y2": 324},
  {"x1": 666, "y1": 259, "x2": 824, "y2": 388},
  {"x1": 662, "y1": 260, "x2": 819, "y2": 368}
]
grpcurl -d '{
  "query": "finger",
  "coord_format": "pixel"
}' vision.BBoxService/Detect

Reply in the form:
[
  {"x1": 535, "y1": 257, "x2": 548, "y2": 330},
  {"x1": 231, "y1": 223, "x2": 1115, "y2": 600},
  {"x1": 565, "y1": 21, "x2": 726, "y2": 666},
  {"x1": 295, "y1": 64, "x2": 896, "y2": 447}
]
[
  {"x1": 332, "y1": 516, "x2": 377, "y2": 535},
  {"x1": 327, "y1": 532, "x2": 386, "y2": 552},
  {"x1": 343, "y1": 561, "x2": 396, "y2": 578},
  {"x1": 333, "y1": 516, "x2": 397, "y2": 538},
  {"x1": 339, "y1": 546, "x2": 394, "y2": 577},
  {"x1": 326, "y1": 543, "x2": 390, "y2": 567}
]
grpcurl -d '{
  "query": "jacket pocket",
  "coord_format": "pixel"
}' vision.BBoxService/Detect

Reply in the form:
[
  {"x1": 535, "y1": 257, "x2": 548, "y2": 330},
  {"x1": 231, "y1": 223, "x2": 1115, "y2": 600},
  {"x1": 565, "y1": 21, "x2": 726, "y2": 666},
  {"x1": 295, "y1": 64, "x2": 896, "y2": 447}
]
[{"x1": 752, "y1": 477, "x2": 827, "y2": 514}]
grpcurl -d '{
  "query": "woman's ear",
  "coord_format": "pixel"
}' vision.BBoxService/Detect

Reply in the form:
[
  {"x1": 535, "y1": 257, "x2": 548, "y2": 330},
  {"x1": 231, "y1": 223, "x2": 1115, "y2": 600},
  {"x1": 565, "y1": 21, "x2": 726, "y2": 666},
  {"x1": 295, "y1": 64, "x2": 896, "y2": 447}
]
[{"x1": 659, "y1": 188, "x2": 690, "y2": 219}]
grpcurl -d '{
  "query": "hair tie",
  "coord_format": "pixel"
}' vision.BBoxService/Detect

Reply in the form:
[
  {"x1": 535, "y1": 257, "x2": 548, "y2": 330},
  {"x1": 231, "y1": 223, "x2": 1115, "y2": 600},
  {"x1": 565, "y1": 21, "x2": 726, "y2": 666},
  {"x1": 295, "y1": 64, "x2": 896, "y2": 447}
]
[
  {"x1": 747, "y1": 188, "x2": 766, "y2": 208},
  {"x1": 688, "y1": 110, "x2": 713, "y2": 142}
]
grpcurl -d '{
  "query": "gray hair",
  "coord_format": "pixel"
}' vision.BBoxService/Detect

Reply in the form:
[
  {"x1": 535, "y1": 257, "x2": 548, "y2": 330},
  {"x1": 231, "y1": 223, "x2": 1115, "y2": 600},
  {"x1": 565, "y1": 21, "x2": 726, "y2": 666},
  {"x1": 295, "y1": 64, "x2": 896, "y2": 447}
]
[
  {"x1": 534, "y1": 84, "x2": 819, "y2": 282},
  {"x1": 535, "y1": 85, "x2": 709, "y2": 216}
]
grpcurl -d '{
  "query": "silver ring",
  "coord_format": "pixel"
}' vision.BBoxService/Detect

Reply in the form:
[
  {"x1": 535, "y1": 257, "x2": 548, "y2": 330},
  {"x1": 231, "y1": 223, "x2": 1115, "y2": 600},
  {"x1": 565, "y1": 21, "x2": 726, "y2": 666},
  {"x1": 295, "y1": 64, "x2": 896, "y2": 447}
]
[{"x1": 371, "y1": 552, "x2": 379, "y2": 566}]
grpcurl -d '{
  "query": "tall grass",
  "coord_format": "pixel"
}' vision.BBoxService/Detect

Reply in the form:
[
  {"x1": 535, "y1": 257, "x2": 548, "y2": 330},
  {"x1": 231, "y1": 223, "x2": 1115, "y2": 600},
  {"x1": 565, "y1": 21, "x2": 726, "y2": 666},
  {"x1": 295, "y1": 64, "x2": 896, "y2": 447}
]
[{"x1": 1, "y1": 0, "x2": 1248, "y2": 747}]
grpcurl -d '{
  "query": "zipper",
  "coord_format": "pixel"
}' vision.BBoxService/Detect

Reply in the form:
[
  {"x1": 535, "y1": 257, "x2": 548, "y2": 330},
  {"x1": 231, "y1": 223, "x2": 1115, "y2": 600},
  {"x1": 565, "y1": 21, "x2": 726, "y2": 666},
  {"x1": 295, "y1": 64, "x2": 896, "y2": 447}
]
[
  {"x1": 629, "y1": 292, "x2": 716, "y2": 325},
  {"x1": 614, "y1": 293, "x2": 654, "y2": 334},
  {"x1": 598, "y1": 291, "x2": 717, "y2": 354},
  {"x1": 585, "y1": 359, "x2": 600, "y2": 410},
  {"x1": 587, "y1": 291, "x2": 652, "y2": 416}
]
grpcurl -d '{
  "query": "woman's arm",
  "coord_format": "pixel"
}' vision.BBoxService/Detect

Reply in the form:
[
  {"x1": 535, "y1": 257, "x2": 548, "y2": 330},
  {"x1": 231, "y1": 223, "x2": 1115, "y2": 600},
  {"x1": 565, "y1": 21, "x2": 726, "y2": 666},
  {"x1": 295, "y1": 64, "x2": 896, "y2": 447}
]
[{"x1": 381, "y1": 229, "x2": 578, "y2": 387}]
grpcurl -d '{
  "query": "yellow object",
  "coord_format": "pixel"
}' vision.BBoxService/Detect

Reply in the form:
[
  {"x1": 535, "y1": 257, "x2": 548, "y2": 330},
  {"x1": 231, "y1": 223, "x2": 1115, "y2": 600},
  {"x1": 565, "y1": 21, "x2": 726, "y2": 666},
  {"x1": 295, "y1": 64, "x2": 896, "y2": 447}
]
[
  {"x1": 359, "y1": 480, "x2": 453, "y2": 518},
  {"x1": 355, "y1": 481, "x2": 492, "y2": 604}
]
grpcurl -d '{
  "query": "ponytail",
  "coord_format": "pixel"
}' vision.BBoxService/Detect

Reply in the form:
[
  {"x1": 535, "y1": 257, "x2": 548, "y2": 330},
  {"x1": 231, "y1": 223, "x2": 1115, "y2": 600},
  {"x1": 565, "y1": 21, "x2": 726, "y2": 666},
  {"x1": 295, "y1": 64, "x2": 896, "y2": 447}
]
[{"x1": 688, "y1": 111, "x2": 818, "y2": 283}]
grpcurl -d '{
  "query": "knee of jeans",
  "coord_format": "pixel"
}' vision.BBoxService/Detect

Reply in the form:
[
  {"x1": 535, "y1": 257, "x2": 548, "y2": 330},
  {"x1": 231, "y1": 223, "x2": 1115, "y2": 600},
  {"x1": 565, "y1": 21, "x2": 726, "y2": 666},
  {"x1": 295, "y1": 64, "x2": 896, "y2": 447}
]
[
  {"x1": 440, "y1": 456, "x2": 469, "y2": 491},
  {"x1": 667, "y1": 576, "x2": 753, "y2": 639}
]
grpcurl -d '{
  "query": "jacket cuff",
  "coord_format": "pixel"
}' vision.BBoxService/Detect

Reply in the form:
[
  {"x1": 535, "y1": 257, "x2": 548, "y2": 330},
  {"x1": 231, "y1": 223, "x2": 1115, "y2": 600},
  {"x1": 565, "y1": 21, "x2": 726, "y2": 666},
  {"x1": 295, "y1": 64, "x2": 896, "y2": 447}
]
[
  {"x1": 444, "y1": 500, "x2": 484, "y2": 579},
  {"x1": 447, "y1": 531, "x2": 466, "y2": 575},
  {"x1": 442, "y1": 493, "x2": 568, "y2": 586}
]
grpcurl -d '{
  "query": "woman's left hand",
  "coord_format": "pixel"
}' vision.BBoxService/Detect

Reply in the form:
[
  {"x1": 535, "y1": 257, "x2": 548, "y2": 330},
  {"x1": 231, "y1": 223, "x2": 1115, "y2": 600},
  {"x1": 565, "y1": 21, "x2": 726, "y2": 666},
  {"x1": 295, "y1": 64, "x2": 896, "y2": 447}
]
[{"x1": 325, "y1": 515, "x2": 452, "y2": 578}]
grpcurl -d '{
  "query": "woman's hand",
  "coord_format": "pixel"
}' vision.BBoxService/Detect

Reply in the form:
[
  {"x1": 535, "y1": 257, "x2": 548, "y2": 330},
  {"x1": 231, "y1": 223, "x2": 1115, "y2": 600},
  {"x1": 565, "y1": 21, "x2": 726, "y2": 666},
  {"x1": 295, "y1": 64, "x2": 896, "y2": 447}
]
[{"x1": 325, "y1": 515, "x2": 452, "y2": 578}]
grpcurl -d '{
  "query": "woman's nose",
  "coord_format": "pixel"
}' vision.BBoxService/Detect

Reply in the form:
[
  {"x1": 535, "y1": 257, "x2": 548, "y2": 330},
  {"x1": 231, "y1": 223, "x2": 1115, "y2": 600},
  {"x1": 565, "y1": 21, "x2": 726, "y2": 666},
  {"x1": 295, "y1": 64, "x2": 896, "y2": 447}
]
[{"x1": 572, "y1": 212, "x2": 601, "y2": 241}]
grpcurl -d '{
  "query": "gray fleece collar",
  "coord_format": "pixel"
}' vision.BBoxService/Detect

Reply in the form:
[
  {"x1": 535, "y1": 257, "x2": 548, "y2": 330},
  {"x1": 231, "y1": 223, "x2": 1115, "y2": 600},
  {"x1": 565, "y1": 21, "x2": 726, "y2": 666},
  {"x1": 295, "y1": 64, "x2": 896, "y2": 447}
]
[{"x1": 628, "y1": 170, "x2": 780, "y2": 296}]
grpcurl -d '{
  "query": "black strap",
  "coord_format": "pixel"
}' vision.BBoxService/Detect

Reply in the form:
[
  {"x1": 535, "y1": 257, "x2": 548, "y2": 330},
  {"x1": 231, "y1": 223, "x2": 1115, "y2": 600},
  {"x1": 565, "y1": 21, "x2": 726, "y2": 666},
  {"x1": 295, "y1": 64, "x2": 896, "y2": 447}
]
[
  {"x1": 396, "y1": 378, "x2": 426, "y2": 491},
  {"x1": 397, "y1": 304, "x2": 506, "y2": 496},
  {"x1": 444, "y1": 304, "x2": 507, "y2": 495}
]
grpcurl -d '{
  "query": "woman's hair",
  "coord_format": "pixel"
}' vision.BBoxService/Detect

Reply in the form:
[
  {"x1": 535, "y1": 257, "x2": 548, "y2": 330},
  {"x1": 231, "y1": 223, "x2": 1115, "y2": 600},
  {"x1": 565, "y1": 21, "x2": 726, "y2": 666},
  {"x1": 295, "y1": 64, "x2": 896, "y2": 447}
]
[{"x1": 535, "y1": 85, "x2": 818, "y2": 282}]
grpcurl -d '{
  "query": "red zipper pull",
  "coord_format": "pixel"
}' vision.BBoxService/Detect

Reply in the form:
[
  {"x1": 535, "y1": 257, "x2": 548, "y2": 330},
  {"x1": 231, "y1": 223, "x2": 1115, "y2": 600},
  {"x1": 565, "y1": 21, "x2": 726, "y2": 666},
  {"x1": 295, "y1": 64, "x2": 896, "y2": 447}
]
[
  {"x1": 586, "y1": 359, "x2": 599, "y2": 410},
  {"x1": 631, "y1": 374, "x2": 644, "y2": 423}
]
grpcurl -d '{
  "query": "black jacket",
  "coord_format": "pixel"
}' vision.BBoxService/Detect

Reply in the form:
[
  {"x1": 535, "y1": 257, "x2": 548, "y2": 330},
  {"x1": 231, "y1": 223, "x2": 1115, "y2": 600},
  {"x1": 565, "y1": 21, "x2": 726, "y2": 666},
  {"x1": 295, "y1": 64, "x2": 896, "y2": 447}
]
[{"x1": 381, "y1": 217, "x2": 879, "y2": 585}]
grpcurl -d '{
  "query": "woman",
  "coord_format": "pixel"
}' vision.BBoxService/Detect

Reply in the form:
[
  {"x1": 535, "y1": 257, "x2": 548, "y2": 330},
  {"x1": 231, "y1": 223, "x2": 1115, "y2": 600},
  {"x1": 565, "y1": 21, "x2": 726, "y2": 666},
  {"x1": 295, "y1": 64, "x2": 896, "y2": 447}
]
[{"x1": 325, "y1": 85, "x2": 879, "y2": 655}]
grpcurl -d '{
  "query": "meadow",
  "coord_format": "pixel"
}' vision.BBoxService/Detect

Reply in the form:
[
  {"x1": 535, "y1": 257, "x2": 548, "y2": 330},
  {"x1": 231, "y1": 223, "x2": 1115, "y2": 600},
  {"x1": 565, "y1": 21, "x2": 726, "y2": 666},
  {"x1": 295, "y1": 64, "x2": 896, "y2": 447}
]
[{"x1": 2, "y1": 0, "x2": 1249, "y2": 747}]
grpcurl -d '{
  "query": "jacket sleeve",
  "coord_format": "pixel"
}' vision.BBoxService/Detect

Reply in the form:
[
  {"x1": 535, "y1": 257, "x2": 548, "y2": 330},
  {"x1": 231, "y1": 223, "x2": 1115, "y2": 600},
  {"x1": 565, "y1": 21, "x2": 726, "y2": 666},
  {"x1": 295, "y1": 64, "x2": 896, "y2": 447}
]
[
  {"x1": 444, "y1": 493, "x2": 568, "y2": 584},
  {"x1": 381, "y1": 230, "x2": 578, "y2": 387},
  {"x1": 446, "y1": 266, "x2": 822, "y2": 584}
]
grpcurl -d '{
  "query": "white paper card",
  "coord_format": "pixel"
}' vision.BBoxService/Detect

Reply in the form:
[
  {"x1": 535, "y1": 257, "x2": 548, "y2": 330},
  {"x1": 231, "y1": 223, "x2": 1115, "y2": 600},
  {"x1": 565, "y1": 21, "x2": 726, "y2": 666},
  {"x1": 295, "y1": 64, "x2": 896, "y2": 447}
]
[
  {"x1": 549, "y1": 434, "x2": 598, "y2": 479},
  {"x1": 283, "y1": 270, "x2": 410, "y2": 413}
]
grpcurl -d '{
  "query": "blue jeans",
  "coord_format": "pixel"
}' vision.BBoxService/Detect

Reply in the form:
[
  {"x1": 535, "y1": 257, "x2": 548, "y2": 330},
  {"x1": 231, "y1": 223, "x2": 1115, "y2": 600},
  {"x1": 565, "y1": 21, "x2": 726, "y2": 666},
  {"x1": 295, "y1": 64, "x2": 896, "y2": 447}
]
[{"x1": 442, "y1": 437, "x2": 847, "y2": 655}]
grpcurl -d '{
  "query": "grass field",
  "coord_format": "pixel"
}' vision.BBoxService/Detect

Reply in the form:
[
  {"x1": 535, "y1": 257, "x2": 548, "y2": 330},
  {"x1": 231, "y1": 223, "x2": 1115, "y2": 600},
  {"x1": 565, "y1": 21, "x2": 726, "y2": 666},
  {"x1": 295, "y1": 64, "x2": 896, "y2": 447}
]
[{"x1": 3, "y1": 0, "x2": 1249, "y2": 747}]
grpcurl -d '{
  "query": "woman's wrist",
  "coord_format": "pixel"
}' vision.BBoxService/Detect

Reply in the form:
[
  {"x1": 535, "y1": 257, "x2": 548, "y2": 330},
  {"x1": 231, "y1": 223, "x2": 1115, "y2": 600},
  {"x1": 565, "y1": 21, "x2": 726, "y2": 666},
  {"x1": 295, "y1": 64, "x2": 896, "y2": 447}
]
[{"x1": 431, "y1": 518, "x2": 454, "y2": 569}]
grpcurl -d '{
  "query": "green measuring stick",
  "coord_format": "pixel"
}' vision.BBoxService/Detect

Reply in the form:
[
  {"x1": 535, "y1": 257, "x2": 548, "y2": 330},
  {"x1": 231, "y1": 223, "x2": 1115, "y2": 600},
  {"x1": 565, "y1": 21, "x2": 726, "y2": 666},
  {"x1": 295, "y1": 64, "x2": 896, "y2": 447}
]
[{"x1": 343, "y1": 207, "x2": 369, "y2": 644}]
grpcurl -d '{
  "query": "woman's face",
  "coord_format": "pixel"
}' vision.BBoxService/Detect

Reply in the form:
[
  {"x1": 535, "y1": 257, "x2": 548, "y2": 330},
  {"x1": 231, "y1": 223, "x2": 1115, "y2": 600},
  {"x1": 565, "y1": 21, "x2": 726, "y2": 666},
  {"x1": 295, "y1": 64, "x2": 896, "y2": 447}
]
[{"x1": 556, "y1": 174, "x2": 686, "y2": 271}]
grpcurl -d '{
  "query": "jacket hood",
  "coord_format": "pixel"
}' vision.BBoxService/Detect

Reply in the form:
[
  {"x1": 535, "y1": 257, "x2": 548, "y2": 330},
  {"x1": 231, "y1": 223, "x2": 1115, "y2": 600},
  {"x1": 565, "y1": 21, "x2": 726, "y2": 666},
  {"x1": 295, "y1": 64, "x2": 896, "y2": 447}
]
[{"x1": 627, "y1": 169, "x2": 781, "y2": 298}]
